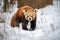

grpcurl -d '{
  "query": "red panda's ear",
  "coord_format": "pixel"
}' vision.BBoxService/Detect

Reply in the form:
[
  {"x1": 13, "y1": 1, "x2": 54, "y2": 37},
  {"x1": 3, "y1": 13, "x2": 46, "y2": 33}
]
[
  {"x1": 22, "y1": 10, "x2": 25, "y2": 13},
  {"x1": 23, "y1": 10, "x2": 27, "y2": 13},
  {"x1": 34, "y1": 9, "x2": 38, "y2": 13},
  {"x1": 23, "y1": 10, "x2": 27, "y2": 15}
]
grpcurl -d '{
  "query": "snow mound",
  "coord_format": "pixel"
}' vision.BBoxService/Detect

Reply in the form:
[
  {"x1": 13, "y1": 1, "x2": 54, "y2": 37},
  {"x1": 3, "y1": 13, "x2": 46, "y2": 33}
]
[{"x1": 0, "y1": 5, "x2": 60, "y2": 40}]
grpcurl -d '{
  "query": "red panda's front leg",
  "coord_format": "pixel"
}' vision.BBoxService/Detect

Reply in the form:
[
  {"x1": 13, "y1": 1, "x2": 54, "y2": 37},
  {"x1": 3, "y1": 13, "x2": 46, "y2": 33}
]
[
  {"x1": 30, "y1": 18, "x2": 36, "y2": 31},
  {"x1": 22, "y1": 20, "x2": 28, "y2": 30}
]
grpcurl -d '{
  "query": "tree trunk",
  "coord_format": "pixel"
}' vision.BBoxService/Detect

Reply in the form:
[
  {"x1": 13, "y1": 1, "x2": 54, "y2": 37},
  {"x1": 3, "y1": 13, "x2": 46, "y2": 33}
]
[{"x1": 17, "y1": 0, "x2": 53, "y2": 9}]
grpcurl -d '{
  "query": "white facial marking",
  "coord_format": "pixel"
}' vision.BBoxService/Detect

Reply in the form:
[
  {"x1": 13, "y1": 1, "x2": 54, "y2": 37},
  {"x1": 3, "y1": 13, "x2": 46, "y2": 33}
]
[{"x1": 23, "y1": 9, "x2": 36, "y2": 21}]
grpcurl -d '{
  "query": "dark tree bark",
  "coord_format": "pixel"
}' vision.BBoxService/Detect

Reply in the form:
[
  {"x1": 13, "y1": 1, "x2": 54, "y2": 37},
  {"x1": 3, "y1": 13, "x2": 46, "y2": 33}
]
[
  {"x1": 3, "y1": 0, "x2": 53, "y2": 12},
  {"x1": 3, "y1": 0, "x2": 16, "y2": 12},
  {"x1": 17, "y1": 0, "x2": 53, "y2": 9},
  {"x1": 4, "y1": 0, "x2": 10, "y2": 12}
]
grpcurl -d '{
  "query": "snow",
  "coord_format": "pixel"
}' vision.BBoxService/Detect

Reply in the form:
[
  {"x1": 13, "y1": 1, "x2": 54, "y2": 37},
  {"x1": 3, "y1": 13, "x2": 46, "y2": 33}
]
[{"x1": 0, "y1": 2, "x2": 60, "y2": 40}]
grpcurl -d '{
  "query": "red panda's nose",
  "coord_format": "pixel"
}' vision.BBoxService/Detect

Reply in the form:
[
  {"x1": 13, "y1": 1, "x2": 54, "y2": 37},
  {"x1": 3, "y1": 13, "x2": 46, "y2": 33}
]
[{"x1": 29, "y1": 18, "x2": 31, "y2": 20}]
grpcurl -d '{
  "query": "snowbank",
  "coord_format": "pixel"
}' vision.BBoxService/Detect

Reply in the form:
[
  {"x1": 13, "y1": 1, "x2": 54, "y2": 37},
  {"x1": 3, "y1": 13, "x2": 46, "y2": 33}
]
[{"x1": 0, "y1": 5, "x2": 60, "y2": 40}]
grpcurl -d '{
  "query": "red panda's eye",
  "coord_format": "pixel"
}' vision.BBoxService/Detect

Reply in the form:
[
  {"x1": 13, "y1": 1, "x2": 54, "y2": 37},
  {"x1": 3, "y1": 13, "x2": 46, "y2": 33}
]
[{"x1": 25, "y1": 10, "x2": 27, "y2": 12}]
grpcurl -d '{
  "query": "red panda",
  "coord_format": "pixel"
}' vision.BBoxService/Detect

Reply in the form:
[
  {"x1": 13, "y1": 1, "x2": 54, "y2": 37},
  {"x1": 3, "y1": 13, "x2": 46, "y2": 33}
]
[{"x1": 10, "y1": 6, "x2": 37, "y2": 31}]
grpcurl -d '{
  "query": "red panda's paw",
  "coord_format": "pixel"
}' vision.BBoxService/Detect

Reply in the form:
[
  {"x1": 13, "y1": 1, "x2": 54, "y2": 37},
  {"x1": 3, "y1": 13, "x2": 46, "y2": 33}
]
[
  {"x1": 23, "y1": 27, "x2": 29, "y2": 30},
  {"x1": 29, "y1": 28, "x2": 35, "y2": 31}
]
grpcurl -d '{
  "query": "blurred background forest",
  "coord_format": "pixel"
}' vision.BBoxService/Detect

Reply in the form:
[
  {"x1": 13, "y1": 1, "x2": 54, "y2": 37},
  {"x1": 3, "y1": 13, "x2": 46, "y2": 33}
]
[
  {"x1": 0, "y1": 0, "x2": 60, "y2": 13},
  {"x1": 4, "y1": 0, "x2": 53, "y2": 12}
]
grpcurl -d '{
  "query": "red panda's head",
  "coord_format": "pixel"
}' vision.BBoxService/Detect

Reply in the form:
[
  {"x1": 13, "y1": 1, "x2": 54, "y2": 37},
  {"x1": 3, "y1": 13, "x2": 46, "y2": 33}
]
[{"x1": 23, "y1": 9, "x2": 37, "y2": 21}]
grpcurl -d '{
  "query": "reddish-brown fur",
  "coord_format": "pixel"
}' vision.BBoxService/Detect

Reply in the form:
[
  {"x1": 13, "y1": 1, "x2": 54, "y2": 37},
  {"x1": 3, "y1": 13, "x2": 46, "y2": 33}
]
[{"x1": 10, "y1": 6, "x2": 35, "y2": 27}]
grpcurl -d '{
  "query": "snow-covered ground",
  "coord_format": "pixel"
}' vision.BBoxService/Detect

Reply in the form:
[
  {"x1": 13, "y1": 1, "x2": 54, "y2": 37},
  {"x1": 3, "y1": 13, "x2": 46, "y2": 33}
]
[{"x1": 0, "y1": 2, "x2": 60, "y2": 40}]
